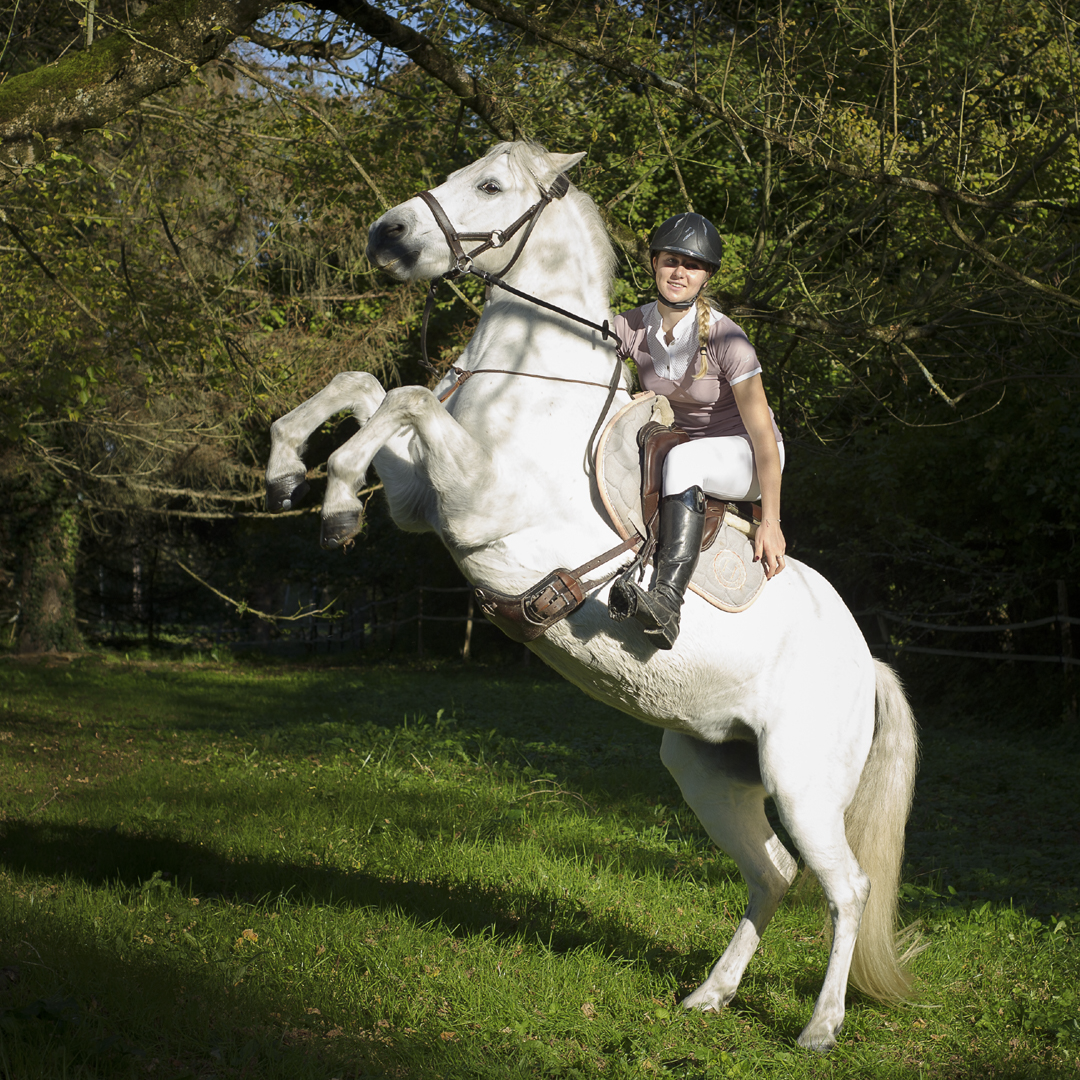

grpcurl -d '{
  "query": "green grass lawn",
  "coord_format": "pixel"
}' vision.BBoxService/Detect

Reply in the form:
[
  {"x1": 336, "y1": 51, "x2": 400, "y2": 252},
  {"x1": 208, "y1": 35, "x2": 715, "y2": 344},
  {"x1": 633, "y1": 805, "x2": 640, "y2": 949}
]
[{"x1": 0, "y1": 653, "x2": 1077, "y2": 1079}]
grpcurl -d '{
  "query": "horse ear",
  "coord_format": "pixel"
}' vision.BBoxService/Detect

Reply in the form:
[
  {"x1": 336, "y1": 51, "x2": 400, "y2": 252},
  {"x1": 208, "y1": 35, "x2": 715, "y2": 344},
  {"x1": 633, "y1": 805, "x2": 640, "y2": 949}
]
[{"x1": 544, "y1": 151, "x2": 586, "y2": 181}]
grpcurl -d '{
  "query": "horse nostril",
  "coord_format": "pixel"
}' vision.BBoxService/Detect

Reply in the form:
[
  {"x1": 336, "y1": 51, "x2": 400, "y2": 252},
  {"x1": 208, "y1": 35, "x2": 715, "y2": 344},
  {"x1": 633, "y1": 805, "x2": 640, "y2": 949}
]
[{"x1": 384, "y1": 221, "x2": 405, "y2": 238}]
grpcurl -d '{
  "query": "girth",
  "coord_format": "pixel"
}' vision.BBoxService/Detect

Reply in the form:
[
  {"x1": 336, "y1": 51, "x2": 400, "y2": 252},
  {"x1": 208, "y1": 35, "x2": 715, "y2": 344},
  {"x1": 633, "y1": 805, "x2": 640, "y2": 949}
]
[{"x1": 472, "y1": 535, "x2": 637, "y2": 644}]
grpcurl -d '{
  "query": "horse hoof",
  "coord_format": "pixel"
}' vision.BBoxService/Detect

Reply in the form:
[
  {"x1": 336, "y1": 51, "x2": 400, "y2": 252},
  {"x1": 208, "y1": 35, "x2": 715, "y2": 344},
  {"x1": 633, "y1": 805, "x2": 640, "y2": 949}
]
[
  {"x1": 796, "y1": 1024, "x2": 839, "y2": 1054},
  {"x1": 679, "y1": 985, "x2": 733, "y2": 1013},
  {"x1": 266, "y1": 474, "x2": 310, "y2": 512},
  {"x1": 320, "y1": 510, "x2": 363, "y2": 550}
]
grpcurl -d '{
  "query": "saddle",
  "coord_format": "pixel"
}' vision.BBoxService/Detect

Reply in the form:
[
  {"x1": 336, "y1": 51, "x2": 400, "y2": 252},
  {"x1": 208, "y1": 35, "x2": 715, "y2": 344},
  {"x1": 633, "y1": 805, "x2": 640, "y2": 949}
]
[
  {"x1": 473, "y1": 392, "x2": 765, "y2": 643},
  {"x1": 596, "y1": 393, "x2": 766, "y2": 613}
]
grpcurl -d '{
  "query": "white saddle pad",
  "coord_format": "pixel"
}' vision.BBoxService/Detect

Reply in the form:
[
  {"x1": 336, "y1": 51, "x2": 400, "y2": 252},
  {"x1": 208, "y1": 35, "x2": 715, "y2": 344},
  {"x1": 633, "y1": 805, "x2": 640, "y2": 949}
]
[{"x1": 596, "y1": 393, "x2": 766, "y2": 614}]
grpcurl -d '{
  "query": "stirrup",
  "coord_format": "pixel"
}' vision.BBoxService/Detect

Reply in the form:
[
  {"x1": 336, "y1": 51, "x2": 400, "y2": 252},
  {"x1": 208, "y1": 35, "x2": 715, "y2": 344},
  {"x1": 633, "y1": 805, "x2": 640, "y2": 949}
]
[
  {"x1": 608, "y1": 573, "x2": 642, "y2": 621},
  {"x1": 608, "y1": 537, "x2": 655, "y2": 622}
]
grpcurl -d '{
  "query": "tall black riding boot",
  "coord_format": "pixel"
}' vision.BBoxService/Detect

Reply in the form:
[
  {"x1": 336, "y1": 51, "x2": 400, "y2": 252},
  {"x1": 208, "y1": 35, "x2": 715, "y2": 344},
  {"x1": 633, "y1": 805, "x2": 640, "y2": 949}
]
[{"x1": 609, "y1": 486, "x2": 706, "y2": 649}]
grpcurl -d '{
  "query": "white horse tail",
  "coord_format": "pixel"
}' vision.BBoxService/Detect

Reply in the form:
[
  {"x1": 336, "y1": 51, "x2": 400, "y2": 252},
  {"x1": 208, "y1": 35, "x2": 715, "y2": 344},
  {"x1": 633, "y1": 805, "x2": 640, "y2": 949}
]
[{"x1": 845, "y1": 659, "x2": 921, "y2": 1001}]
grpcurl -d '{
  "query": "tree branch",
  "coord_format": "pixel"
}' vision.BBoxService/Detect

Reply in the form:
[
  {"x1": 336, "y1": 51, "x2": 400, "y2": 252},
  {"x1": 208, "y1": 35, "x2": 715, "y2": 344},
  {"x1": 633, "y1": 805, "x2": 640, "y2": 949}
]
[
  {"x1": 174, "y1": 560, "x2": 341, "y2": 622},
  {"x1": 244, "y1": 27, "x2": 367, "y2": 62},
  {"x1": 458, "y1": 0, "x2": 1080, "y2": 218},
  {"x1": 320, "y1": 0, "x2": 514, "y2": 138},
  {"x1": 229, "y1": 58, "x2": 390, "y2": 210},
  {"x1": 0, "y1": 0, "x2": 275, "y2": 185},
  {"x1": 936, "y1": 196, "x2": 1080, "y2": 311}
]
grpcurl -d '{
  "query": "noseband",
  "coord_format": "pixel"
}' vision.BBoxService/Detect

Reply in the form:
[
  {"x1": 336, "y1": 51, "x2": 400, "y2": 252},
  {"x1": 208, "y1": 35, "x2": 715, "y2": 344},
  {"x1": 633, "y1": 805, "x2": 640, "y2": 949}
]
[{"x1": 415, "y1": 172, "x2": 615, "y2": 375}]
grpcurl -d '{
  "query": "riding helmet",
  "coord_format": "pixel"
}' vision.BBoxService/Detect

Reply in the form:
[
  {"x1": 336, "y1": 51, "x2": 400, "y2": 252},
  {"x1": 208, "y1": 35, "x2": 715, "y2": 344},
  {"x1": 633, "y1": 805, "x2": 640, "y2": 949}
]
[{"x1": 650, "y1": 213, "x2": 723, "y2": 272}]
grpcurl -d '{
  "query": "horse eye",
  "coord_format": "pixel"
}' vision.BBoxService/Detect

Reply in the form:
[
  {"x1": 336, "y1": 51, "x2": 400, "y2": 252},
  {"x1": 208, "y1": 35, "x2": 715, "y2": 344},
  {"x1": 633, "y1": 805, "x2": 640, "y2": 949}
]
[{"x1": 479, "y1": 180, "x2": 502, "y2": 195}]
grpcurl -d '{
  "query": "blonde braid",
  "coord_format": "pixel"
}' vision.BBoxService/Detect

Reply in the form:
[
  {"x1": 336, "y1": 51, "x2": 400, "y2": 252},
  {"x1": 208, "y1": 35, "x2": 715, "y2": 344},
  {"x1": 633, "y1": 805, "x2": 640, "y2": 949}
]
[{"x1": 693, "y1": 292, "x2": 711, "y2": 379}]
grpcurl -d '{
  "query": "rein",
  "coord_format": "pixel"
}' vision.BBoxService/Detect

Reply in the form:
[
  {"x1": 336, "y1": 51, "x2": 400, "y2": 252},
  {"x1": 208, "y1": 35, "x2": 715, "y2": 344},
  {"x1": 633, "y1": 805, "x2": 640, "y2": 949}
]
[
  {"x1": 417, "y1": 174, "x2": 618, "y2": 379},
  {"x1": 436, "y1": 365, "x2": 617, "y2": 404}
]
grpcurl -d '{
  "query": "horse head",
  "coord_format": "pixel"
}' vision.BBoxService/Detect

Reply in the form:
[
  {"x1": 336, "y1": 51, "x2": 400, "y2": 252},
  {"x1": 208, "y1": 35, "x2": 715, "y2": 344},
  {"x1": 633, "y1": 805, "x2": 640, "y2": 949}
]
[{"x1": 367, "y1": 141, "x2": 586, "y2": 283}]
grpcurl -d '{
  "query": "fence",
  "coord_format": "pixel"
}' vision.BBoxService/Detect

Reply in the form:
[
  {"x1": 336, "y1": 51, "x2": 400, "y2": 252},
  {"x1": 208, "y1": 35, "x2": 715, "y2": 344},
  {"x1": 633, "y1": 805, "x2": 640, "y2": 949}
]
[
  {"x1": 183, "y1": 585, "x2": 495, "y2": 661},
  {"x1": 864, "y1": 585, "x2": 1077, "y2": 723},
  {"x1": 88, "y1": 577, "x2": 1078, "y2": 687},
  {"x1": 229, "y1": 585, "x2": 1079, "y2": 669},
  {"x1": 871, "y1": 611, "x2": 1080, "y2": 667}
]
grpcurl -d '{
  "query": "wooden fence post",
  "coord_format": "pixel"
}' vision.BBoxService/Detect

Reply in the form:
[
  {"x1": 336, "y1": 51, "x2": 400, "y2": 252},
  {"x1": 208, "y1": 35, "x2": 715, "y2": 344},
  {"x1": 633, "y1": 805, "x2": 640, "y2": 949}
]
[
  {"x1": 463, "y1": 592, "x2": 474, "y2": 661},
  {"x1": 876, "y1": 613, "x2": 893, "y2": 663},
  {"x1": 417, "y1": 585, "x2": 424, "y2": 659}
]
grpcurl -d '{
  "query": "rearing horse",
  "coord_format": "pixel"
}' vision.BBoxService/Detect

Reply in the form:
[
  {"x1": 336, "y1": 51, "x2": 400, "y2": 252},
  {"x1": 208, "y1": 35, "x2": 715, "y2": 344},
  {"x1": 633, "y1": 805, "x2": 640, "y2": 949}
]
[{"x1": 265, "y1": 141, "x2": 919, "y2": 1052}]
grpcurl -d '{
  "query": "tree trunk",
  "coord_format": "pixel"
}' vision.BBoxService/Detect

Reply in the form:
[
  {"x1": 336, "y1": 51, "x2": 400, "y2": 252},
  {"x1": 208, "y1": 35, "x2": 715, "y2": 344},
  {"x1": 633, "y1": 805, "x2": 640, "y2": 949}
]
[{"x1": 15, "y1": 502, "x2": 83, "y2": 654}]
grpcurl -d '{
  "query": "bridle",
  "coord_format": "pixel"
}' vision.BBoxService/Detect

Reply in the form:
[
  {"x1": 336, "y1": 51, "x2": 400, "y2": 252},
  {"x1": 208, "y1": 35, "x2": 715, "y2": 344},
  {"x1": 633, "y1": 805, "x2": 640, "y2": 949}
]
[
  {"x1": 415, "y1": 172, "x2": 619, "y2": 384},
  {"x1": 417, "y1": 171, "x2": 570, "y2": 281}
]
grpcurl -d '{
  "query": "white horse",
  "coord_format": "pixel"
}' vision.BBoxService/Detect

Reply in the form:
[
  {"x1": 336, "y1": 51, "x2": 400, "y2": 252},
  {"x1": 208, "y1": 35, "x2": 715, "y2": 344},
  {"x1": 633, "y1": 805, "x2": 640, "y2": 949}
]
[{"x1": 265, "y1": 141, "x2": 919, "y2": 1052}]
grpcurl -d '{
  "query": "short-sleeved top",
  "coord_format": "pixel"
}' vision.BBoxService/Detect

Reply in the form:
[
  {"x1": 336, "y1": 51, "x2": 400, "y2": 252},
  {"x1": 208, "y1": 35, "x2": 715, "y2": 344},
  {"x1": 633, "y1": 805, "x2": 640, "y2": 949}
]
[{"x1": 615, "y1": 302, "x2": 782, "y2": 443}]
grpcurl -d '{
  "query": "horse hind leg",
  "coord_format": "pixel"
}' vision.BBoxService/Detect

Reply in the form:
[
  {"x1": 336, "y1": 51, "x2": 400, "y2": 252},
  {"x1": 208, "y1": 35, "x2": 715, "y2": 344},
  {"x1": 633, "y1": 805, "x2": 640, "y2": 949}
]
[
  {"x1": 660, "y1": 732, "x2": 798, "y2": 1013},
  {"x1": 769, "y1": 786, "x2": 870, "y2": 1053},
  {"x1": 266, "y1": 372, "x2": 387, "y2": 511},
  {"x1": 772, "y1": 664, "x2": 918, "y2": 1052}
]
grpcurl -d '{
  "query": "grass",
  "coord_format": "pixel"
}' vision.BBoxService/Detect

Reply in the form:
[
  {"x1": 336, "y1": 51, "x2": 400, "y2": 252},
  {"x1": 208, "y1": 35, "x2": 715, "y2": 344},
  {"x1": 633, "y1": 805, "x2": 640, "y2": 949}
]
[{"x1": 0, "y1": 652, "x2": 1078, "y2": 1079}]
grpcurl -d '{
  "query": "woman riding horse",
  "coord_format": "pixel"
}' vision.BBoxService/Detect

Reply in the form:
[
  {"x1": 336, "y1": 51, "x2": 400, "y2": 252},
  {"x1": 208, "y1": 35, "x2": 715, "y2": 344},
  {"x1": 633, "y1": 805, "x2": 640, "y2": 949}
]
[
  {"x1": 609, "y1": 213, "x2": 787, "y2": 649},
  {"x1": 268, "y1": 145, "x2": 919, "y2": 1050}
]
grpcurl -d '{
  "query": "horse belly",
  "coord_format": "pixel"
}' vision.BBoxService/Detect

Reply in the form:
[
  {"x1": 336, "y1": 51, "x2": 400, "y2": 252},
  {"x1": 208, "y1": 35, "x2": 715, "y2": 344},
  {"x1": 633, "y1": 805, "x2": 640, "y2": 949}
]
[
  {"x1": 529, "y1": 602, "x2": 764, "y2": 741},
  {"x1": 527, "y1": 570, "x2": 875, "y2": 749}
]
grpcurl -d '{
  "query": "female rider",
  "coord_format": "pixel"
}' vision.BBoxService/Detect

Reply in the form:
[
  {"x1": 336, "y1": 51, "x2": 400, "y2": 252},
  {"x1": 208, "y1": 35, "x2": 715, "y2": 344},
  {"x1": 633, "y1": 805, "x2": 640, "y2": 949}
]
[{"x1": 608, "y1": 213, "x2": 786, "y2": 649}]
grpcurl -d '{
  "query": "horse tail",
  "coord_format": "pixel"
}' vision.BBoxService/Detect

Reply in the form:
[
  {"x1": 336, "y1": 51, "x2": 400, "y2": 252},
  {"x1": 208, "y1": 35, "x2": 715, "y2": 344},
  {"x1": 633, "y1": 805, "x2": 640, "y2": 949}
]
[{"x1": 845, "y1": 659, "x2": 921, "y2": 1001}]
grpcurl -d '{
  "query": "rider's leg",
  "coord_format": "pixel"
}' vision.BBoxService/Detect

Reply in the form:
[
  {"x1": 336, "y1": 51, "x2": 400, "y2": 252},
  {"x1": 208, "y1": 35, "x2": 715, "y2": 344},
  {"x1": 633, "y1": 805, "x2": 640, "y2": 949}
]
[
  {"x1": 611, "y1": 485, "x2": 706, "y2": 649},
  {"x1": 609, "y1": 436, "x2": 783, "y2": 648},
  {"x1": 663, "y1": 434, "x2": 761, "y2": 501}
]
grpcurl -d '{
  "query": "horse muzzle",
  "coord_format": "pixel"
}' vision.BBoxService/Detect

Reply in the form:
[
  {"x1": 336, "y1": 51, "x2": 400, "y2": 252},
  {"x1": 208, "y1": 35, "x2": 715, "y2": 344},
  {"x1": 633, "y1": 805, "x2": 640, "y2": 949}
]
[{"x1": 366, "y1": 209, "x2": 428, "y2": 279}]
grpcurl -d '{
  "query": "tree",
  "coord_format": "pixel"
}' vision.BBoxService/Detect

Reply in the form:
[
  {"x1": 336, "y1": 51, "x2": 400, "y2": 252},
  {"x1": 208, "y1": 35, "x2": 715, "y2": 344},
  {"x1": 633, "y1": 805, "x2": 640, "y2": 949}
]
[{"x1": 1, "y1": 0, "x2": 1076, "y2": 652}]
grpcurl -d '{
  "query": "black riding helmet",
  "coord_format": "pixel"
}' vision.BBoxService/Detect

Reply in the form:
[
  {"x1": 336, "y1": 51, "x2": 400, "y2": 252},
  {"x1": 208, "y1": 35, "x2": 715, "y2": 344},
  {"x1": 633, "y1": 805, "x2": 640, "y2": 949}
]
[
  {"x1": 649, "y1": 213, "x2": 724, "y2": 273},
  {"x1": 650, "y1": 213, "x2": 723, "y2": 309}
]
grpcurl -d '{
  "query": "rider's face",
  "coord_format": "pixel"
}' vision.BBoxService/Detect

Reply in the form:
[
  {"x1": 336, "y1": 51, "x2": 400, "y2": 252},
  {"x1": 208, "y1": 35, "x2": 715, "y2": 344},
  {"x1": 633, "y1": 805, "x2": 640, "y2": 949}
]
[{"x1": 653, "y1": 251, "x2": 710, "y2": 307}]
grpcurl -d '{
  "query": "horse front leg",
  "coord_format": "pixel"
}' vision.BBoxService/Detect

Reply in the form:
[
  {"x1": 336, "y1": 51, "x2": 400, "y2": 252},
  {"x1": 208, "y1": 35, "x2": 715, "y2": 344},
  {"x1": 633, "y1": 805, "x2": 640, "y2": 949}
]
[
  {"x1": 266, "y1": 372, "x2": 387, "y2": 511},
  {"x1": 320, "y1": 384, "x2": 511, "y2": 550},
  {"x1": 660, "y1": 732, "x2": 799, "y2": 1011}
]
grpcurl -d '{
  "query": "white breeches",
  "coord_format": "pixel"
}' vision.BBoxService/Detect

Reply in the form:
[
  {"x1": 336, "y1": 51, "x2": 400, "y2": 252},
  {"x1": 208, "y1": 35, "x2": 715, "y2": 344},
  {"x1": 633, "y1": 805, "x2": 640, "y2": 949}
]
[{"x1": 662, "y1": 435, "x2": 786, "y2": 501}]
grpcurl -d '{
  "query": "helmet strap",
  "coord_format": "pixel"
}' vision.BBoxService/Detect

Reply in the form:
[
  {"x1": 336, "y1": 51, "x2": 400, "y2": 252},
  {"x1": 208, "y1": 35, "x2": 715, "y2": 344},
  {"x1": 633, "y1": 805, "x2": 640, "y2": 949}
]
[{"x1": 657, "y1": 284, "x2": 706, "y2": 312}]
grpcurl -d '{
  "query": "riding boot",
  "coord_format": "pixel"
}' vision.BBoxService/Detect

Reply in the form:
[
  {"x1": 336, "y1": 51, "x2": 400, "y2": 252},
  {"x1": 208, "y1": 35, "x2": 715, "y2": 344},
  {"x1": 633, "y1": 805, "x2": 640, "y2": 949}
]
[{"x1": 609, "y1": 486, "x2": 706, "y2": 649}]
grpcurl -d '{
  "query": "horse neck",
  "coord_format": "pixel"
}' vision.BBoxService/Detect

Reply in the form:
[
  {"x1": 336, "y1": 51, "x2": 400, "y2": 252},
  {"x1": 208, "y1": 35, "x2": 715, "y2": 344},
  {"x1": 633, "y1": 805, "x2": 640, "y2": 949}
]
[
  {"x1": 467, "y1": 198, "x2": 615, "y2": 376},
  {"x1": 510, "y1": 195, "x2": 611, "y2": 310}
]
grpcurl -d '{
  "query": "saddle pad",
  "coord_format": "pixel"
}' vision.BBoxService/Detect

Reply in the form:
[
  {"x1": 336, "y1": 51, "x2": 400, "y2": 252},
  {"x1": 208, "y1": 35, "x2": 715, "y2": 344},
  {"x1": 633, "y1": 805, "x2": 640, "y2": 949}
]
[{"x1": 596, "y1": 393, "x2": 766, "y2": 614}]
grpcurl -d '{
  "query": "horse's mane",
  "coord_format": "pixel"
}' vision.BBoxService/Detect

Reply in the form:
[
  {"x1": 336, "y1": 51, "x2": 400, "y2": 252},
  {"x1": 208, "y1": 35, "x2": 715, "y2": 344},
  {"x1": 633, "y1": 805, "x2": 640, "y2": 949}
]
[{"x1": 484, "y1": 140, "x2": 618, "y2": 285}]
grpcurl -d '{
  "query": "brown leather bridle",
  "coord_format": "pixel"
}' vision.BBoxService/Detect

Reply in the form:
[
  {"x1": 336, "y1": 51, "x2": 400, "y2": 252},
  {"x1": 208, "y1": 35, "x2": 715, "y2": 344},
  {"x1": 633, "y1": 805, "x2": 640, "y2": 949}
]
[
  {"x1": 415, "y1": 172, "x2": 616, "y2": 376},
  {"x1": 417, "y1": 170, "x2": 570, "y2": 279}
]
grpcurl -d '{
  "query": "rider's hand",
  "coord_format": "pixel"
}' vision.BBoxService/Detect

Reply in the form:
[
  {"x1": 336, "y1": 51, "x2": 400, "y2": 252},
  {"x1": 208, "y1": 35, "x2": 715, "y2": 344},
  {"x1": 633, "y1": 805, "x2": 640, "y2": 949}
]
[{"x1": 754, "y1": 519, "x2": 786, "y2": 580}]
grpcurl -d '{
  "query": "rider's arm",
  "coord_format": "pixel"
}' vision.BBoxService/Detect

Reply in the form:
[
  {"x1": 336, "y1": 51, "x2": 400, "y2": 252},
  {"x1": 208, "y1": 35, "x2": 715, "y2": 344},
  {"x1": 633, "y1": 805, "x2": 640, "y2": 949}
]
[{"x1": 731, "y1": 374, "x2": 786, "y2": 578}]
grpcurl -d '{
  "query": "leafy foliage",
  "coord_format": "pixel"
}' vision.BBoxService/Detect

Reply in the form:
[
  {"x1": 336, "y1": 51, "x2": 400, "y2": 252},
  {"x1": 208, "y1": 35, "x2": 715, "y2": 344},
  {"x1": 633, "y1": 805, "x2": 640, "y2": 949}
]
[{"x1": 0, "y1": 0, "x2": 1077, "y2": 662}]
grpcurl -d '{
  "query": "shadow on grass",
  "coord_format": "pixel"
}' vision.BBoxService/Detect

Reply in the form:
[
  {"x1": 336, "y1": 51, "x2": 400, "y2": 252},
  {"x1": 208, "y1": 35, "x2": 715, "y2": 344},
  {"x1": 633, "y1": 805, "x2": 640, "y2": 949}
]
[
  {"x1": 0, "y1": 820, "x2": 692, "y2": 970},
  {"x1": 0, "y1": 822, "x2": 806, "y2": 1074},
  {"x1": 0, "y1": 911, "x2": 538, "y2": 1079}
]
